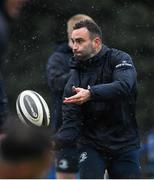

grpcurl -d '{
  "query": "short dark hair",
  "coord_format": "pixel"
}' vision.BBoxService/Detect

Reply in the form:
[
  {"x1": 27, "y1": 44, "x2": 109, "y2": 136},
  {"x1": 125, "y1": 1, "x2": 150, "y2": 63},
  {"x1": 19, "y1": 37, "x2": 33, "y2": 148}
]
[{"x1": 73, "y1": 20, "x2": 102, "y2": 40}]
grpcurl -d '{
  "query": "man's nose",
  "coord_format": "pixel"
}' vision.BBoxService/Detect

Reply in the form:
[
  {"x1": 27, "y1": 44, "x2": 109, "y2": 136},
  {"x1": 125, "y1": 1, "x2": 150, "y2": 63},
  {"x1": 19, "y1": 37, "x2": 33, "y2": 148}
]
[{"x1": 72, "y1": 42, "x2": 78, "y2": 50}]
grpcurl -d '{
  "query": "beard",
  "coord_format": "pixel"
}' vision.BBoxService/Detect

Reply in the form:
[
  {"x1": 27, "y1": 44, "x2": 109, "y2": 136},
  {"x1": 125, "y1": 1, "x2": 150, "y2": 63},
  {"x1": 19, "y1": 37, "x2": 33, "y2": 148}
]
[
  {"x1": 74, "y1": 54, "x2": 90, "y2": 61},
  {"x1": 74, "y1": 49, "x2": 97, "y2": 62}
]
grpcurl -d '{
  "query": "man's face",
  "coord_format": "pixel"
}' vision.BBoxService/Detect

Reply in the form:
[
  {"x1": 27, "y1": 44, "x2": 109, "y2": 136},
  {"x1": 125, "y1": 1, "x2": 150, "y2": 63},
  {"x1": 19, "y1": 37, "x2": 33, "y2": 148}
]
[
  {"x1": 4, "y1": 0, "x2": 28, "y2": 19},
  {"x1": 71, "y1": 27, "x2": 97, "y2": 61}
]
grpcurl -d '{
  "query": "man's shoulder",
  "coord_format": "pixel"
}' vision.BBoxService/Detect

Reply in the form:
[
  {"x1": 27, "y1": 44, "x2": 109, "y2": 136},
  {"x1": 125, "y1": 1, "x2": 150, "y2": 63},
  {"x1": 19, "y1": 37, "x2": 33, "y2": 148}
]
[
  {"x1": 110, "y1": 48, "x2": 132, "y2": 60},
  {"x1": 52, "y1": 41, "x2": 72, "y2": 54},
  {"x1": 47, "y1": 51, "x2": 70, "y2": 65},
  {"x1": 47, "y1": 42, "x2": 72, "y2": 63},
  {"x1": 109, "y1": 48, "x2": 133, "y2": 66},
  {"x1": 101, "y1": 45, "x2": 132, "y2": 62},
  {"x1": 49, "y1": 51, "x2": 64, "y2": 61}
]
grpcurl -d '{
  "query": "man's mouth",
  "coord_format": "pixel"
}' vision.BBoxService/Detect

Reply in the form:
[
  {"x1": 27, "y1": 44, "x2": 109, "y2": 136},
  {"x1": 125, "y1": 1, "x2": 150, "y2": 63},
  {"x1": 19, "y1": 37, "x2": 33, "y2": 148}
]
[{"x1": 74, "y1": 51, "x2": 81, "y2": 56}]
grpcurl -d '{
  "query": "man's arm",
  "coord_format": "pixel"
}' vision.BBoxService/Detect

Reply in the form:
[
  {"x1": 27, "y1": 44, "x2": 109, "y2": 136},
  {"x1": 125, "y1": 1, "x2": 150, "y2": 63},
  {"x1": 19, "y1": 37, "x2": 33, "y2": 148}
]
[{"x1": 90, "y1": 51, "x2": 137, "y2": 100}]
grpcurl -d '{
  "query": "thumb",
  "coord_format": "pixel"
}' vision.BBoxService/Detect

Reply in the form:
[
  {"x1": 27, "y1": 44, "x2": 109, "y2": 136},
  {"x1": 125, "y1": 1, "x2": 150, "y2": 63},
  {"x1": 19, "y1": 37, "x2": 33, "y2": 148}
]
[
  {"x1": 72, "y1": 86, "x2": 80, "y2": 93},
  {"x1": 74, "y1": 87, "x2": 81, "y2": 93}
]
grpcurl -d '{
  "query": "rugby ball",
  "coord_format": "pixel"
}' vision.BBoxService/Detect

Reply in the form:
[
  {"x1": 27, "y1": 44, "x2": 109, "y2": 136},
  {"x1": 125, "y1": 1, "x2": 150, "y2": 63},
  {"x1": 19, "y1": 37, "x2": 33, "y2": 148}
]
[{"x1": 16, "y1": 90, "x2": 50, "y2": 127}]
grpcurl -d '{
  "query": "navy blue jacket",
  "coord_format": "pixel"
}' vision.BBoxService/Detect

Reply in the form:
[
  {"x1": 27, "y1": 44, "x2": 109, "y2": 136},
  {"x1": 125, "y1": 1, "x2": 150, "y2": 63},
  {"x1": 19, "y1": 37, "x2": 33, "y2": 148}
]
[
  {"x1": 55, "y1": 45, "x2": 140, "y2": 153},
  {"x1": 46, "y1": 42, "x2": 73, "y2": 132}
]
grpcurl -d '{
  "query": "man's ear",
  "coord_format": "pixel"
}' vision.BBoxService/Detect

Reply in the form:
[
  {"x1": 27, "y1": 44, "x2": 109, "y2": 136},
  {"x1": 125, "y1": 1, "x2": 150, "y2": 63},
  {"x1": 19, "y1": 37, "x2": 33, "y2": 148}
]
[{"x1": 93, "y1": 37, "x2": 102, "y2": 49}]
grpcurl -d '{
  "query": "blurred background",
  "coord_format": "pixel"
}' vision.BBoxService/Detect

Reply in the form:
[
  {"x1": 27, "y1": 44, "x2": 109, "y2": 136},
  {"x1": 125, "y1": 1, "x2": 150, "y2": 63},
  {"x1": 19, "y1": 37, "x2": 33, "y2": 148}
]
[{"x1": 3, "y1": 0, "x2": 154, "y2": 178}]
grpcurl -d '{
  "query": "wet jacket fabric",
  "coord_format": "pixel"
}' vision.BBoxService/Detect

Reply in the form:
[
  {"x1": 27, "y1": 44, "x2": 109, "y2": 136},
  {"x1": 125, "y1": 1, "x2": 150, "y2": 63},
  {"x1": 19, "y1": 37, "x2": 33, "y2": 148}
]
[
  {"x1": 55, "y1": 45, "x2": 140, "y2": 153},
  {"x1": 46, "y1": 42, "x2": 73, "y2": 132},
  {"x1": 0, "y1": 10, "x2": 10, "y2": 126}
]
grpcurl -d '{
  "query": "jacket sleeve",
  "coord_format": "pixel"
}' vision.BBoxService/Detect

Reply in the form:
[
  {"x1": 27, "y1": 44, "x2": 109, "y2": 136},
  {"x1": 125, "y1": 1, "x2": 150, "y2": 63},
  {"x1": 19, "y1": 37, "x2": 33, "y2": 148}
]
[
  {"x1": 46, "y1": 52, "x2": 70, "y2": 92},
  {"x1": 89, "y1": 50, "x2": 137, "y2": 100}
]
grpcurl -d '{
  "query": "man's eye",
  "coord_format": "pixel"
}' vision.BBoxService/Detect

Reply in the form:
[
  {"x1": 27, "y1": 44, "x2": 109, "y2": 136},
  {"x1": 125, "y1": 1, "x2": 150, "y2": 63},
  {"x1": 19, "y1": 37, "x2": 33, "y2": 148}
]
[{"x1": 77, "y1": 39, "x2": 83, "y2": 43}]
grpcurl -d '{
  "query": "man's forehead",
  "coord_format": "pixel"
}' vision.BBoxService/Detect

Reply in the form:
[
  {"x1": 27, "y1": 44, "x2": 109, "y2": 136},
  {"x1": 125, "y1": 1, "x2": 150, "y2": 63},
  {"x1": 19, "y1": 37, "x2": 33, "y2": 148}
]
[{"x1": 71, "y1": 27, "x2": 89, "y2": 38}]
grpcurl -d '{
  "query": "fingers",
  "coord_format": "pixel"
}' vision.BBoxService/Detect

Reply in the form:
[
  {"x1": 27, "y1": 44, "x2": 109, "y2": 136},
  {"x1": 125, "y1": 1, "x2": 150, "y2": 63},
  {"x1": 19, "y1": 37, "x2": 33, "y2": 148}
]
[
  {"x1": 63, "y1": 98, "x2": 83, "y2": 104},
  {"x1": 63, "y1": 94, "x2": 80, "y2": 103},
  {"x1": 64, "y1": 87, "x2": 90, "y2": 104}
]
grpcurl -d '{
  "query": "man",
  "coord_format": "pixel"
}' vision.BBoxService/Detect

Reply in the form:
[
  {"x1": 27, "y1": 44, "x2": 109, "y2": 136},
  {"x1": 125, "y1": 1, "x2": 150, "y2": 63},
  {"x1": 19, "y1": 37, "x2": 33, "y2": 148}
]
[
  {"x1": 0, "y1": 0, "x2": 28, "y2": 131},
  {"x1": 0, "y1": 119, "x2": 53, "y2": 178},
  {"x1": 54, "y1": 20, "x2": 141, "y2": 178},
  {"x1": 46, "y1": 14, "x2": 95, "y2": 179}
]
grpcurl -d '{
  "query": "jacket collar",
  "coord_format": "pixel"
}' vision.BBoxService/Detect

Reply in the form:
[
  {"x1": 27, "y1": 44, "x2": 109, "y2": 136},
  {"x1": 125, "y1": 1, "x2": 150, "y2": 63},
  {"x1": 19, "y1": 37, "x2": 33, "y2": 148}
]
[{"x1": 87, "y1": 44, "x2": 109, "y2": 64}]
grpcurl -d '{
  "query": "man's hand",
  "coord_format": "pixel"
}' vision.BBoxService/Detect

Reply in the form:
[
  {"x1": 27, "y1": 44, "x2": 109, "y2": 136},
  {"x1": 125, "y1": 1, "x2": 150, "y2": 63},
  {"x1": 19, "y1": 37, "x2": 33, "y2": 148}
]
[{"x1": 63, "y1": 86, "x2": 91, "y2": 105}]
